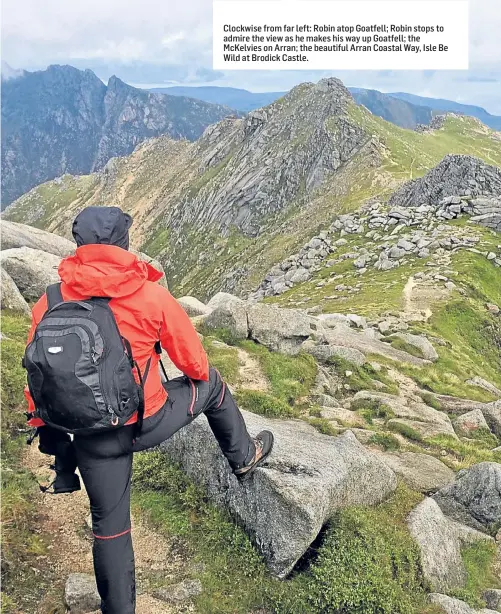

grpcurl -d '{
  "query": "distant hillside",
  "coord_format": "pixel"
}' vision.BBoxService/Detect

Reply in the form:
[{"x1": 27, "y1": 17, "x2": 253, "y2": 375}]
[
  {"x1": 349, "y1": 88, "x2": 434, "y2": 130},
  {"x1": 389, "y1": 92, "x2": 501, "y2": 131},
  {"x1": 1, "y1": 65, "x2": 237, "y2": 208},
  {"x1": 157, "y1": 85, "x2": 501, "y2": 132}
]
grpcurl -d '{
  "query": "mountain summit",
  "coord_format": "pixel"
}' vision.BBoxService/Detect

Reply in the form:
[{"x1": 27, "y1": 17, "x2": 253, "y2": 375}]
[{"x1": 1, "y1": 65, "x2": 237, "y2": 208}]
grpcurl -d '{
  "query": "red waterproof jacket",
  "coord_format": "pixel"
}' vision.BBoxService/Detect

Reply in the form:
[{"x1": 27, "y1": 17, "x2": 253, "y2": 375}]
[{"x1": 26, "y1": 244, "x2": 209, "y2": 427}]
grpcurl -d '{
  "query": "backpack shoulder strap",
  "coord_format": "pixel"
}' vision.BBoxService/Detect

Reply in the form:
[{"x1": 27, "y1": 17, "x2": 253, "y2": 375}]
[{"x1": 46, "y1": 283, "x2": 63, "y2": 310}]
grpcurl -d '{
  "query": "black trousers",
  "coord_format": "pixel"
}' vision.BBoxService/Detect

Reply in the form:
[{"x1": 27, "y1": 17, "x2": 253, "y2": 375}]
[{"x1": 72, "y1": 368, "x2": 255, "y2": 614}]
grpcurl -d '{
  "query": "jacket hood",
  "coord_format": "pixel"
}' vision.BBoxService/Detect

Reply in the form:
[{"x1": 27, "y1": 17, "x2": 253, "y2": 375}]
[
  {"x1": 58, "y1": 244, "x2": 163, "y2": 298},
  {"x1": 72, "y1": 206, "x2": 133, "y2": 250}
]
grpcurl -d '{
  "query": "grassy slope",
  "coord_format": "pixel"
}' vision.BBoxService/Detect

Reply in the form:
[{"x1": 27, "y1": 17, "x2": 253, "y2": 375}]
[{"x1": 1, "y1": 313, "x2": 52, "y2": 613}]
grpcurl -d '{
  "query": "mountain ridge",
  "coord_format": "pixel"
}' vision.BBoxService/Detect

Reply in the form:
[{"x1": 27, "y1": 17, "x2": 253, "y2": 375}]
[
  {"x1": 1, "y1": 64, "x2": 238, "y2": 208},
  {"x1": 5, "y1": 77, "x2": 501, "y2": 304}
]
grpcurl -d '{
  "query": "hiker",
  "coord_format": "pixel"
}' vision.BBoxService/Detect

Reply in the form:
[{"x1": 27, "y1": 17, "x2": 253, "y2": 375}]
[{"x1": 24, "y1": 206, "x2": 274, "y2": 614}]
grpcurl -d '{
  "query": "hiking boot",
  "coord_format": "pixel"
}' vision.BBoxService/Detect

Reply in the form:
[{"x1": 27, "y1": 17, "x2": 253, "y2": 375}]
[{"x1": 234, "y1": 431, "x2": 274, "y2": 482}]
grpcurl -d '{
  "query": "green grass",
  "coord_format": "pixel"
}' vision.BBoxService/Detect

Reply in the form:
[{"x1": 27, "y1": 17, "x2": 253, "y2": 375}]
[
  {"x1": 388, "y1": 422, "x2": 424, "y2": 442},
  {"x1": 132, "y1": 451, "x2": 274, "y2": 613},
  {"x1": 351, "y1": 397, "x2": 395, "y2": 425},
  {"x1": 467, "y1": 427, "x2": 499, "y2": 449},
  {"x1": 346, "y1": 104, "x2": 501, "y2": 179},
  {"x1": 418, "y1": 392, "x2": 442, "y2": 410},
  {"x1": 390, "y1": 338, "x2": 425, "y2": 359},
  {"x1": 198, "y1": 325, "x2": 243, "y2": 347},
  {"x1": 426, "y1": 434, "x2": 501, "y2": 471},
  {"x1": 399, "y1": 253, "x2": 501, "y2": 399},
  {"x1": 202, "y1": 337, "x2": 240, "y2": 385},
  {"x1": 369, "y1": 433, "x2": 401, "y2": 451},
  {"x1": 238, "y1": 341, "x2": 318, "y2": 406},
  {"x1": 133, "y1": 452, "x2": 438, "y2": 614},
  {"x1": 274, "y1": 484, "x2": 432, "y2": 614},
  {"x1": 451, "y1": 541, "x2": 501, "y2": 607},
  {"x1": 1, "y1": 313, "x2": 50, "y2": 612},
  {"x1": 235, "y1": 389, "x2": 297, "y2": 418},
  {"x1": 5, "y1": 174, "x2": 98, "y2": 229},
  {"x1": 274, "y1": 255, "x2": 423, "y2": 318},
  {"x1": 327, "y1": 356, "x2": 399, "y2": 395},
  {"x1": 308, "y1": 417, "x2": 340, "y2": 436}
]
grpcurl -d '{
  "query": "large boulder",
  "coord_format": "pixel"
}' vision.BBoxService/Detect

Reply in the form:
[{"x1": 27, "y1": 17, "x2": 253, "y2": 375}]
[
  {"x1": 321, "y1": 324, "x2": 429, "y2": 366},
  {"x1": 203, "y1": 293, "x2": 248, "y2": 340},
  {"x1": 407, "y1": 498, "x2": 492, "y2": 592},
  {"x1": 301, "y1": 340, "x2": 366, "y2": 366},
  {"x1": 177, "y1": 296, "x2": 212, "y2": 317},
  {"x1": 373, "y1": 451, "x2": 455, "y2": 493},
  {"x1": 247, "y1": 303, "x2": 313, "y2": 355},
  {"x1": 160, "y1": 413, "x2": 397, "y2": 577},
  {"x1": 64, "y1": 573, "x2": 100, "y2": 613},
  {"x1": 0, "y1": 220, "x2": 75, "y2": 257},
  {"x1": 0, "y1": 268, "x2": 30, "y2": 315},
  {"x1": 429, "y1": 593, "x2": 498, "y2": 614},
  {"x1": 482, "y1": 402, "x2": 501, "y2": 438},
  {"x1": 433, "y1": 463, "x2": 501, "y2": 534},
  {"x1": 0, "y1": 247, "x2": 60, "y2": 302},
  {"x1": 207, "y1": 292, "x2": 244, "y2": 310},
  {"x1": 453, "y1": 408, "x2": 490, "y2": 437},
  {"x1": 388, "y1": 155, "x2": 501, "y2": 208},
  {"x1": 392, "y1": 332, "x2": 439, "y2": 361}
]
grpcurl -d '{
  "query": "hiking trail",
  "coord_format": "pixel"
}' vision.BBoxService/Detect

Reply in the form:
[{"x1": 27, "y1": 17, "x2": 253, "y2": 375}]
[{"x1": 24, "y1": 444, "x2": 195, "y2": 614}]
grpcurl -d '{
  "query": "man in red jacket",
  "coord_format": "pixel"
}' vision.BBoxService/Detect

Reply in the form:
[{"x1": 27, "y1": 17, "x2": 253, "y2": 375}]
[{"x1": 26, "y1": 206, "x2": 273, "y2": 614}]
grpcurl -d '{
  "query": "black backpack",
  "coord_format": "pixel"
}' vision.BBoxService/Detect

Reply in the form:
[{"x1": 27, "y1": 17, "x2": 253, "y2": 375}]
[{"x1": 24, "y1": 283, "x2": 151, "y2": 435}]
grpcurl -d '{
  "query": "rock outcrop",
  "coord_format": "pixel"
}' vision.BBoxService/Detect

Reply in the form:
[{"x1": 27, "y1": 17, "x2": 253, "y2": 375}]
[
  {"x1": 65, "y1": 573, "x2": 100, "y2": 613},
  {"x1": 407, "y1": 497, "x2": 492, "y2": 592},
  {"x1": 0, "y1": 220, "x2": 75, "y2": 257},
  {"x1": 2, "y1": 64, "x2": 236, "y2": 208},
  {"x1": 453, "y1": 408, "x2": 490, "y2": 437},
  {"x1": 177, "y1": 296, "x2": 213, "y2": 317},
  {"x1": 1, "y1": 267, "x2": 30, "y2": 315},
  {"x1": 388, "y1": 155, "x2": 501, "y2": 210},
  {"x1": 247, "y1": 303, "x2": 313, "y2": 355},
  {"x1": 433, "y1": 463, "x2": 501, "y2": 534},
  {"x1": 429, "y1": 593, "x2": 499, "y2": 614},
  {"x1": 160, "y1": 412, "x2": 397, "y2": 577},
  {"x1": 373, "y1": 451, "x2": 455, "y2": 493},
  {"x1": 0, "y1": 247, "x2": 61, "y2": 301},
  {"x1": 204, "y1": 293, "x2": 248, "y2": 339}
]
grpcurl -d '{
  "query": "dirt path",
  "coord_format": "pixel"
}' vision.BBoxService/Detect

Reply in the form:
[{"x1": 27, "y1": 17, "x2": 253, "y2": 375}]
[
  {"x1": 24, "y1": 445, "x2": 193, "y2": 614},
  {"x1": 237, "y1": 348, "x2": 269, "y2": 392},
  {"x1": 402, "y1": 275, "x2": 450, "y2": 322}
]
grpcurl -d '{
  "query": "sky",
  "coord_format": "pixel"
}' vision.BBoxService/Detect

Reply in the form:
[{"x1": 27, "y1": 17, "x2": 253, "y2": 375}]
[{"x1": 2, "y1": 0, "x2": 500, "y2": 114}]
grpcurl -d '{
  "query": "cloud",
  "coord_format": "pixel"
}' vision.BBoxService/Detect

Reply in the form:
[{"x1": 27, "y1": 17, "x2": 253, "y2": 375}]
[{"x1": 2, "y1": 0, "x2": 500, "y2": 112}]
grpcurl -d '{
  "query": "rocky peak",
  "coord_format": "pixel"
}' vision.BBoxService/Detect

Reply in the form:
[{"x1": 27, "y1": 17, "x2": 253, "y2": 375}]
[
  {"x1": 171, "y1": 77, "x2": 371, "y2": 237},
  {"x1": 1, "y1": 65, "x2": 236, "y2": 208},
  {"x1": 315, "y1": 77, "x2": 354, "y2": 102},
  {"x1": 388, "y1": 155, "x2": 501, "y2": 208}
]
